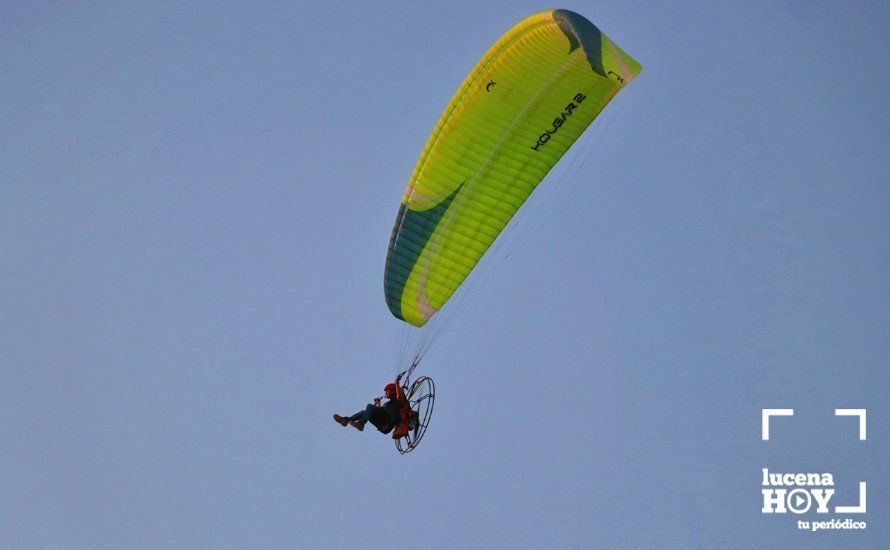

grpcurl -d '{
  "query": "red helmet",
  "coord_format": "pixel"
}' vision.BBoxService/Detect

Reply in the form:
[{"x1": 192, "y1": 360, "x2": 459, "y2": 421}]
[{"x1": 384, "y1": 383, "x2": 398, "y2": 399}]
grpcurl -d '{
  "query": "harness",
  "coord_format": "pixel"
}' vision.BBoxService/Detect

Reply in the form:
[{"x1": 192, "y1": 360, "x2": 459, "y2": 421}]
[{"x1": 391, "y1": 382, "x2": 412, "y2": 439}]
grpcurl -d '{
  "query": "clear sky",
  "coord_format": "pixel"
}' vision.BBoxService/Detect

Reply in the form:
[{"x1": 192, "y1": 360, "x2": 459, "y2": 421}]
[{"x1": 2, "y1": 1, "x2": 888, "y2": 548}]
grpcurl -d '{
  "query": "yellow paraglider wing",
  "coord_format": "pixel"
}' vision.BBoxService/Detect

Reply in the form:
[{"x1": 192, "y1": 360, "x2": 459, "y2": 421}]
[{"x1": 384, "y1": 10, "x2": 641, "y2": 326}]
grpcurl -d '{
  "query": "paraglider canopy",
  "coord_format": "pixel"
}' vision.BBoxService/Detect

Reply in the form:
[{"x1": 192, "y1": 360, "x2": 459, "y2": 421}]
[{"x1": 384, "y1": 9, "x2": 641, "y2": 328}]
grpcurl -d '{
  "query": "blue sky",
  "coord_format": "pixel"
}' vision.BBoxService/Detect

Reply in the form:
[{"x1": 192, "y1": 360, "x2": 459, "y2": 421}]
[{"x1": 2, "y1": 2, "x2": 888, "y2": 548}]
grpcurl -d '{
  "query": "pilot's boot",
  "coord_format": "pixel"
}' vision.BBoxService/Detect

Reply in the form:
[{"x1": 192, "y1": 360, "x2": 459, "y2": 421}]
[
  {"x1": 349, "y1": 420, "x2": 365, "y2": 431},
  {"x1": 333, "y1": 414, "x2": 349, "y2": 426}
]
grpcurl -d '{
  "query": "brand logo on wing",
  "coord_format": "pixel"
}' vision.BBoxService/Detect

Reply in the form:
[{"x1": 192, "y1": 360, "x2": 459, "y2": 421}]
[{"x1": 530, "y1": 92, "x2": 586, "y2": 152}]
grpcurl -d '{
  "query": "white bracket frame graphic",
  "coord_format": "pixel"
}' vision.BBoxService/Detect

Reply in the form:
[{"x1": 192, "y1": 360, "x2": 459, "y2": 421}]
[
  {"x1": 835, "y1": 409, "x2": 867, "y2": 440},
  {"x1": 761, "y1": 409, "x2": 794, "y2": 441},
  {"x1": 835, "y1": 481, "x2": 867, "y2": 513}
]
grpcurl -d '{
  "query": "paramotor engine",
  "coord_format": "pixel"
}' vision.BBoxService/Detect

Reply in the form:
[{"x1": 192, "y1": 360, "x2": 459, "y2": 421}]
[{"x1": 394, "y1": 373, "x2": 435, "y2": 455}]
